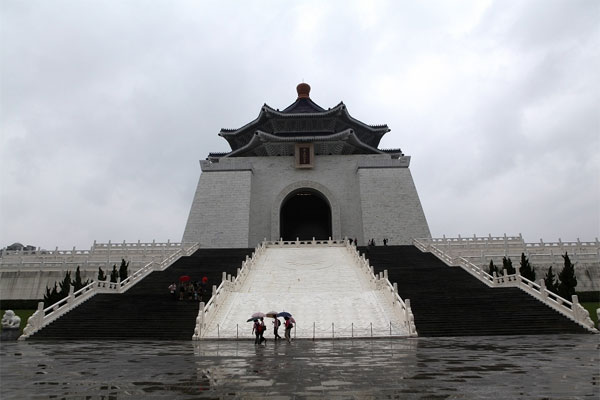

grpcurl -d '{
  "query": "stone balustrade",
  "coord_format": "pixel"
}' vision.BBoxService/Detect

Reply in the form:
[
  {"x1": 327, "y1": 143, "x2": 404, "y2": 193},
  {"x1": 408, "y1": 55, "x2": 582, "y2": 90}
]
[
  {"x1": 19, "y1": 243, "x2": 199, "y2": 340},
  {"x1": 1, "y1": 240, "x2": 184, "y2": 264},
  {"x1": 414, "y1": 238, "x2": 597, "y2": 333},
  {"x1": 0, "y1": 241, "x2": 191, "y2": 300},
  {"x1": 346, "y1": 242, "x2": 417, "y2": 336},
  {"x1": 193, "y1": 239, "x2": 417, "y2": 340},
  {"x1": 194, "y1": 242, "x2": 266, "y2": 340},
  {"x1": 422, "y1": 234, "x2": 599, "y2": 263},
  {"x1": 416, "y1": 235, "x2": 600, "y2": 291}
]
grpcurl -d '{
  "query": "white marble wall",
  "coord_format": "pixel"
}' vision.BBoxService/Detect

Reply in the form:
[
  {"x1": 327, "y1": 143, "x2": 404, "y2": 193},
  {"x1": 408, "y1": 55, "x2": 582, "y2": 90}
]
[
  {"x1": 182, "y1": 169, "x2": 252, "y2": 247},
  {"x1": 181, "y1": 154, "x2": 432, "y2": 248},
  {"x1": 358, "y1": 167, "x2": 431, "y2": 245}
]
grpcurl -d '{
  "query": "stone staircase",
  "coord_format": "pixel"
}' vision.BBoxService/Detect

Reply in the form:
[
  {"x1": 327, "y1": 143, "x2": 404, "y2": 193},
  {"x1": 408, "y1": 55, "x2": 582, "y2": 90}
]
[
  {"x1": 359, "y1": 245, "x2": 590, "y2": 336},
  {"x1": 199, "y1": 245, "x2": 410, "y2": 339},
  {"x1": 30, "y1": 248, "x2": 253, "y2": 340}
]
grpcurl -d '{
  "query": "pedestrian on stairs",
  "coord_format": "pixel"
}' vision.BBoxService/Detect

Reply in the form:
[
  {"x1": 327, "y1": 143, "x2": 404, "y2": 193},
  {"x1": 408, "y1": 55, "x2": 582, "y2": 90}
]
[{"x1": 168, "y1": 282, "x2": 177, "y2": 300}]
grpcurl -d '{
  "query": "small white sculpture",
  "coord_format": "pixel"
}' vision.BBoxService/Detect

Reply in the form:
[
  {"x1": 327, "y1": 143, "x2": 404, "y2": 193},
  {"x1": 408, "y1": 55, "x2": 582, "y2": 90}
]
[{"x1": 1, "y1": 310, "x2": 21, "y2": 329}]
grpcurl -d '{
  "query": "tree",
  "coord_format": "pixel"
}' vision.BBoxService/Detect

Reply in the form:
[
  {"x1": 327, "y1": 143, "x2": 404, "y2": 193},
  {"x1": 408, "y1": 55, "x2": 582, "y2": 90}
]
[
  {"x1": 543, "y1": 266, "x2": 558, "y2": 294},
  {"x1": 557, "y1": 252, "x2": 577, "y2": 299},
  {"x1": 98, "y1": 267, "x2": 106, "y2": 281},
  {"x1": 110, "y1": 265, "x2": 119, "y2": 283},
  {"x1": 72, "y1": 266, "x2": 90, "y2": 291},
  {"x1": 519, "y1": 253, "x2": 536, "y2": 281},
  {"x1": 502, "y1": 256, "x2": 515, "y2": 275},
  {"x1": 43, "y1": 282, "x2": 62, "y2": 307},
  {"x1": 118, "y1": 259, "x2": 129, "y2": 281},
  {"x1": 488, "y1": 260, "x2": 498, "y2": 276},
  {"x1": 58, "y1": 271, "x2": 72, "y2": 298}
]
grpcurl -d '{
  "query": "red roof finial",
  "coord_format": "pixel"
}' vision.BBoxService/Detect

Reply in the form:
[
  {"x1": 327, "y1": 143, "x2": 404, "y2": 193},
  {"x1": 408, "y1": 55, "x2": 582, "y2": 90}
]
[{"x1": 296, "y1": 82, "x2": 310, "y2": 99}]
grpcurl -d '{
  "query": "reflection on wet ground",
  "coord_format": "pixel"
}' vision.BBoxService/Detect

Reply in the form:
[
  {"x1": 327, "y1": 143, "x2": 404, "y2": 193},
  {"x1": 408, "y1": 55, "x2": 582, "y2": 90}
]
[{"x1": 1, "y1": 335, "x2": 598, "y2": 399}]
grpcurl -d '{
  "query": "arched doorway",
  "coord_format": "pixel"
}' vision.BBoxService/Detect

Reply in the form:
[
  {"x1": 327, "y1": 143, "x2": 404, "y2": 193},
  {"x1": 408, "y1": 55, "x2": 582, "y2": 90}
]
[{"x1": 280, "y1": 189, "x2": 332, "y2": 241}]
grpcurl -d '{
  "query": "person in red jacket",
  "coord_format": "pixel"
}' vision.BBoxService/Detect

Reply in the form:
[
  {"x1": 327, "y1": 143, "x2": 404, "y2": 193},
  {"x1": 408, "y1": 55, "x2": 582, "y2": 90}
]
[{"x1": 284, "y1": 317, "x2": 293, "y2": 343}]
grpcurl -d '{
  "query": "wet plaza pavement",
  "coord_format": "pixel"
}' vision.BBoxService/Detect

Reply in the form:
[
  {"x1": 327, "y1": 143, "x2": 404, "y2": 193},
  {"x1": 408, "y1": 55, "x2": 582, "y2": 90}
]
[{"x1": 1, "y1": 335, "x2": 598, "y2": 399}]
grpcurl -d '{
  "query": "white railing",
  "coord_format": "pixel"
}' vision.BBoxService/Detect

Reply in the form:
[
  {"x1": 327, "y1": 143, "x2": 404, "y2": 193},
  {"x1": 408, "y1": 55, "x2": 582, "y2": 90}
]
[
  {"x1": 19, "y1": 242, "x2": 200, "y2": 340},
  {"x1": 346, "y1": 241, "x2": 417, "y2": 337},
  {"x1": 197, "y1": 321, "x2": 410, "y2": 340},
  {"x1": 264, "y1": 237, "x2": 349, "y2": 247},
  {"x1": 1, "y1": 240, "x2": 187, "y2": 267},
  {"x1": 193, "y1": 238, "x2": 417, "y2": 340},
  {"x1": 413, "y1": 238, "x2": 598, "y2": 333},
  {"x1": 194, "y1": 242, "x2": 267, "y2": 340},
  {"x1": 419, "y1": 235, "x2": 600, "y2": 267}
]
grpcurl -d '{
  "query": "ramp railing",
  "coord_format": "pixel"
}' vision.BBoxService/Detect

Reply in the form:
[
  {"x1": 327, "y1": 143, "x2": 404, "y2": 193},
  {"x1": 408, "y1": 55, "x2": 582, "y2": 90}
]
[
  {"x1": 196, "y1": 320, "x2": 412, "y2": 340},
  {"x1": 19, "y1": 242, "x2": 200, "y2": 340},
  {"x1": 414, "y1": 238, "x2": 597, "y2": 332},
  {"x1": 193, "y1": 238, "x2": 417, "y2": 340},
  {"x1": 194, "y1": 242, "x2": 267, "y2": 340},
  {"x1": 346, "y1": 241, "x2": 417, "y2": 337}
]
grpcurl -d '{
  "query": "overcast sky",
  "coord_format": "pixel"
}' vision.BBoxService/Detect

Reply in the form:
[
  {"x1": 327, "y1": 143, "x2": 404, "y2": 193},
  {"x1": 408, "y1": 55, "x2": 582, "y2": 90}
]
[{"x1": 1, "y1": 0, "x2": 598, "y2": 250}]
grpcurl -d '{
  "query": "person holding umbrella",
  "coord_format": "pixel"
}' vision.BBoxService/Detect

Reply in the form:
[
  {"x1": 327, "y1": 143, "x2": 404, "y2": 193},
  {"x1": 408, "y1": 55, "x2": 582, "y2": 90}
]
[
  {"x1": 252, "y1": 319, "x2": 261, "y2": 344},
  {"x1": 273, "y1": 318, "x2": 282, "y2": 340},
  {"x1": 284, "y1": 317, "x2": 294, "y2": 343},
  {"x1": 179, "y1": 275, "x2": 190, "y2": 301},
  {"x1": 258, "y1": 318, "x2": 267, "y2": 344},
  {"x1": 252, "y1": 318, "x2": 267, "y2": 345},
  {"x1": 266, "y1": 311, "x2": 282, "y2": 340},
  {"x1": 277, "y1": 312, "x2": 294, "y2": 343},
  {"x1": 249, "y1": 312, "x2": 267, "y2": 345}
]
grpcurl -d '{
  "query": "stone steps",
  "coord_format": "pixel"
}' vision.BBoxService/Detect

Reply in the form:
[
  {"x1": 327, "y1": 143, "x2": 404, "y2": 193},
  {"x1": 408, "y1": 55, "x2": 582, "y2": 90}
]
[
  {"x1": 30, "y1": 248, "x2": 254, "y2": 340},
  {"x1": 359, "y1": 245, "x2": 590, "y2": 336},
  {"x1": 200, "y1": 246, "x2": 408, "y2": 339}
]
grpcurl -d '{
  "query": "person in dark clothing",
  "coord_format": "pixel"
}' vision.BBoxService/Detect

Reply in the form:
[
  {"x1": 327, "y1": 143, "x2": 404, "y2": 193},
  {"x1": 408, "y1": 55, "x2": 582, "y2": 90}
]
[
  {"x1": 284, "y1": 317, "x2": 293, "y2": 343},
  {"x1": 252, "y1": 319, "x2": 261, "y2": 344},
  {"x1": 273, "y1": 318, "x2": 282, "y2": 340},
  {"x1": 258, "y1": 318, "x2": 267, "y2": 344}
]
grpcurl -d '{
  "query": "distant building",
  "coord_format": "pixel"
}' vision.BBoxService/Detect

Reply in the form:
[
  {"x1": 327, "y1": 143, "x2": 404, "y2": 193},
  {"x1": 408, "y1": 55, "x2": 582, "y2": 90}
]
[{"x1": 183, "y1": 83, "x2": 431, "y2": 248}]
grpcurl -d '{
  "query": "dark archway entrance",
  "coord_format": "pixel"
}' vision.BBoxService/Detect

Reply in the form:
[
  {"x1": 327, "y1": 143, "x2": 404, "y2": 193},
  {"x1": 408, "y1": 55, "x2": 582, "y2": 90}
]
[{"x1": 280, "y1": 190, "x2": 332, "y2": 241}]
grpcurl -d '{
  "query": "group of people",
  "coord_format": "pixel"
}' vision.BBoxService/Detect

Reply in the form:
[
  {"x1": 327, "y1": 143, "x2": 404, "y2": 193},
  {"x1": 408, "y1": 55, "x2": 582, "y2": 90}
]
[
  {"x1": 349, "y1": 237, "x2": 390, "y2": 246},
  {"x1": 367, "y1": 238, "x2": 389, "y2": 246},
  {"x1": 252, "y1": 316, "x2": 294, "y2": 344},
  {"x1": 168, "y1": 279, "x2": 208, "y2": 302}
]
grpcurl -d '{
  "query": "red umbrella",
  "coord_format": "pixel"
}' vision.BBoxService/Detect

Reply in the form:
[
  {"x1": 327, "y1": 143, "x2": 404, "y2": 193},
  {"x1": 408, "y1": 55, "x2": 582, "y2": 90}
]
[
  {"x1": 202, "y1": 276, "x2": 208, "y2": 284},
  {"x1": 179, "y1": 275, "x2": 191, "y2": 283}
]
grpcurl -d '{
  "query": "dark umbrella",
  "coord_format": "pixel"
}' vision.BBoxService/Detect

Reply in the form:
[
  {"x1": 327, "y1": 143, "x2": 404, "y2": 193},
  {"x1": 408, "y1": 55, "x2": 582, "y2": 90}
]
[
  {"x1": 277, "y1": 311, "x2": 292, "y2": 318},
  {"x1": 247, "y1": 317, "x2": 260, "y2": 322}
]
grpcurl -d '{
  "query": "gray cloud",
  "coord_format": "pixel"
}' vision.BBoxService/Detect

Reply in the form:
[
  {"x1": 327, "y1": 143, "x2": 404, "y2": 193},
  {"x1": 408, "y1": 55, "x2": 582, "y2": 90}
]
[{"x1": 1, "y1": 0, "x2": 598, "y2": 250}]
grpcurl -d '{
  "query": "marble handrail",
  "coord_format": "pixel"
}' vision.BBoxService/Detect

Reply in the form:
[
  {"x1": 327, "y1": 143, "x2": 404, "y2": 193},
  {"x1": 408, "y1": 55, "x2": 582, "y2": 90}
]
[
  {"x1": 413, "y1": 238, "x2": 597, "y2": 333},
  {"x1": 19, "y1": 242, "x2": 200, "y2": 340}
]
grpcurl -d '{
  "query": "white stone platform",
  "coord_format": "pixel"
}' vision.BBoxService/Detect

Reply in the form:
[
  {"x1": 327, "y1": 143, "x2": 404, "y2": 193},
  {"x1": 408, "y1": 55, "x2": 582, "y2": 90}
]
[{"x1": 200, "y1": 245, "x2": 410, "y2": 339}]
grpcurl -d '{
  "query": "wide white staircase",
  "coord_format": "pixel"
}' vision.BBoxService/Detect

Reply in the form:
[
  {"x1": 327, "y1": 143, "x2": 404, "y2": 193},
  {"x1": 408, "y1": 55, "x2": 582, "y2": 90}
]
[{"x1": 194, "y1": 241, "x2": 415, "y2": 339}]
